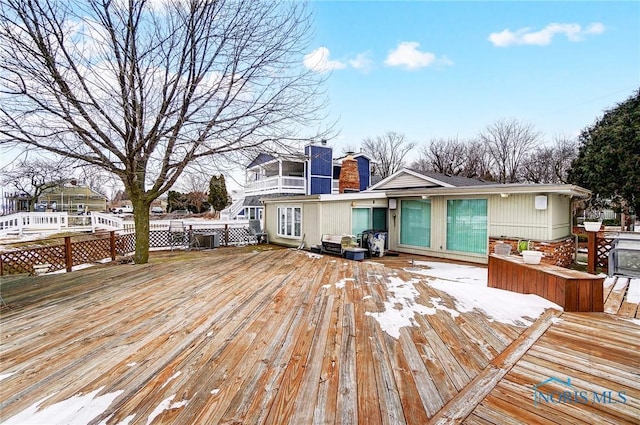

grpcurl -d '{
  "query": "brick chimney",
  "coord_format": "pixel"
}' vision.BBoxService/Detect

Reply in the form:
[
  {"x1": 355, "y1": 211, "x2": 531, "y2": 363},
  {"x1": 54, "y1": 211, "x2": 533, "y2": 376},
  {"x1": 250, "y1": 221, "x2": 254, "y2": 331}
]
[{"x1": 339, "y1": 153, "x2": 360, "y2": 193}]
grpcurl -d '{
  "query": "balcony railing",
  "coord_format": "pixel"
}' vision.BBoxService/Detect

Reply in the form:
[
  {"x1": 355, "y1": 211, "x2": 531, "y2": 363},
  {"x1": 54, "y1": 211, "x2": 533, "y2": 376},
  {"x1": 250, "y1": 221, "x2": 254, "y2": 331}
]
[
  {"x1": 332, "y1": 179, "x2": 339, "y2": 194},
  {"x1": 244, "y1": 175, "x2": 306, "y2": 196}
]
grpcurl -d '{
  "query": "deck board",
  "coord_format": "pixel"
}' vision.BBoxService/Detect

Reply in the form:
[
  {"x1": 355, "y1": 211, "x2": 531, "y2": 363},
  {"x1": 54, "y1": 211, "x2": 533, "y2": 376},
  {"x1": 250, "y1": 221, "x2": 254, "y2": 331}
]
[
  {"x1": 467, "y1": 311, "x2": 640, "y2": 425},
  {"x1": 604, "y1": 277, "x2": 629, "y2": 314},
  {"x1": 1, "y1": 248, "x2": 638, "y2": 424}
]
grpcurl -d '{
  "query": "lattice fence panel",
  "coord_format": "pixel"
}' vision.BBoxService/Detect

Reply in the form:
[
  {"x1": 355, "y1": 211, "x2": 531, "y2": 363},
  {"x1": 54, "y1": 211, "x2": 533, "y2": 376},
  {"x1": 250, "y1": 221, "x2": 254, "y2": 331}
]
[
  {"x1": 0, "y1": 224, "x2": 252, "y2": 275},
  {"x1": 226, "y1": 227, "x2": 249, "y2": 246},
  {"x1": 72, "y1": 238, "x2": 112, "y2": 266},
  {"x1": 150, "y1": 230, "x2": 170, "y2": 248},
  {"x1": 1, "y1": 245, "x2": 66, "y2": 275},
  {"x1": 597, "y1": 235, "x2": 613, "y2": 269},
  {"x1": 116, "y1": 233, "x2": 136, "y2": 255}
]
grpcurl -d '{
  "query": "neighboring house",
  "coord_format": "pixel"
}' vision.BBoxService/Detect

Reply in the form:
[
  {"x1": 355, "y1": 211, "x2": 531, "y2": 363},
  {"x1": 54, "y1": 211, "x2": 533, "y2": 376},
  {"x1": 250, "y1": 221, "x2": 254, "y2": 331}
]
[
  {"x1": 223, "y1": 140, "x2": 373, "y2": 220},
  {"x1": 3, "y1": 192, "x2": 32, "y2": 213},
  {"x1": 262, "y1": 168, "x2": 591, "y2": 266},
  {"x1": 38, "y1": 180, "x2": 108, "y2": 213}
]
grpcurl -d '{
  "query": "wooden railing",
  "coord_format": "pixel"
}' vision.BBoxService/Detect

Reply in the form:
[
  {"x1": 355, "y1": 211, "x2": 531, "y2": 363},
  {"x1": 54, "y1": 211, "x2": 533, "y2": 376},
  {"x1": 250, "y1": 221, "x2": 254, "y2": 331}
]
[{"x1": 0, "y1": 221, "x2": 254, "y2": 276}]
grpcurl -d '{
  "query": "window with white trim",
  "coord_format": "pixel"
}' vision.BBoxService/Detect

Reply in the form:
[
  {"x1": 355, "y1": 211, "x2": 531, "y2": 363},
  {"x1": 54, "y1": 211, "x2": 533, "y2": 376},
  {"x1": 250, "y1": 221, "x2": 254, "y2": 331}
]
[{"x1": 277, "y1": 206, "x2": 302, "y2": 238}]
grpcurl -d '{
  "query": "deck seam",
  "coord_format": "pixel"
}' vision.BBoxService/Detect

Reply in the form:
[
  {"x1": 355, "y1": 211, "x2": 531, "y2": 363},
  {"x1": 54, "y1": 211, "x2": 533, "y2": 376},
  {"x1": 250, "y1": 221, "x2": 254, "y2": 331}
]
[{"x1": 427, "y1": 308, "x2": 563, "y2": 425}]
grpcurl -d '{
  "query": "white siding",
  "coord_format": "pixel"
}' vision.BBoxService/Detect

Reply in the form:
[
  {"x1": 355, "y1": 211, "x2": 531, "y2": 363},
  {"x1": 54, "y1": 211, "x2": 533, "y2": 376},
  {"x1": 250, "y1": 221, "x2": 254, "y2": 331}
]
[
  {"x1": 550, "y1": 194, "x2": 572, "y2": 240},
  {"x1": 488, "y1": 194, "x2": 551, "y2": 240},
  {"x1": 319, "y1": 202, "x2": 353, "y2": 237},
  {"x1": 303, "y1": 203, "x2": 320, "y2": 247},
  {"x1": 264, "y1": 202, "x2": 307, "y2": 247},
  {"x1": 376, "y1": 172, "x2": 439, "y2": 190},
  {"x1": 265, "y1": 197, "x2": 388, "y2": 248}
]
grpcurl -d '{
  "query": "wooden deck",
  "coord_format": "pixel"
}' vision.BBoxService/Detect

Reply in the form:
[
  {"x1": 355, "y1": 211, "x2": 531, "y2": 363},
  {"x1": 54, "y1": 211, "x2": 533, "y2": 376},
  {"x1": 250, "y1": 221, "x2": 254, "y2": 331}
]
[
  {"x1": 1, "y1": 248, "x2": 638, "y2": 424},
  {"x1": 603, "y1": 276, "x2": 640, "y2": 319}
]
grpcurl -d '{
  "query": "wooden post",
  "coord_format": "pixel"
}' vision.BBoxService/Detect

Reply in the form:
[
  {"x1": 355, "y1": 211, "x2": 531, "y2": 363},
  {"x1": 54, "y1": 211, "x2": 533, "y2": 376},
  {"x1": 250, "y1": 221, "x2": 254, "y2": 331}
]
[
  {"x1": 224, "y1": 224, "x2": 229, "y2": 246},
  {"x1": 64, "y1": 236, "x2": 73, "y2": 272},
  {"x1": 110, "y1": 231, "x2": 116, "y2": 261},
  {"x1": 587, "y1": 231, "x2": 597, "y2": 274}
]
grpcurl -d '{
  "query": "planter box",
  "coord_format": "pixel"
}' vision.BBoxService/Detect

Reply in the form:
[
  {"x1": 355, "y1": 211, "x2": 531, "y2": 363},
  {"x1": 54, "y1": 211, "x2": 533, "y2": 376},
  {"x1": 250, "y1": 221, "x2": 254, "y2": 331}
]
[{"x1": 488, "y1": 254, "x2": 603, "y2": 312}]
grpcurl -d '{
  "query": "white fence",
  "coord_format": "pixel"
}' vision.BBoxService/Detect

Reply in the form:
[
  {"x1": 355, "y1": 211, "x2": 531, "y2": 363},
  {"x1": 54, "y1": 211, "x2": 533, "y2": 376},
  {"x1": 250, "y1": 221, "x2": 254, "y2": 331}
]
[
  {"x1": 0, "y1": 211, "x2": 249, "y2": 237},
  {"x1": 0, "y1": 212, "x2": 70, "y2": 234}
]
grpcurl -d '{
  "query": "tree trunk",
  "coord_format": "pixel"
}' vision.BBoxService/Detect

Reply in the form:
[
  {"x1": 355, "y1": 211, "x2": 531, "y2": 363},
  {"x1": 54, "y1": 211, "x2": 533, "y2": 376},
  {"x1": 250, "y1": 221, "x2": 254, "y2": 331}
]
[{"x1": 132, "y1": 199, "x2": 151, "y2": 264}]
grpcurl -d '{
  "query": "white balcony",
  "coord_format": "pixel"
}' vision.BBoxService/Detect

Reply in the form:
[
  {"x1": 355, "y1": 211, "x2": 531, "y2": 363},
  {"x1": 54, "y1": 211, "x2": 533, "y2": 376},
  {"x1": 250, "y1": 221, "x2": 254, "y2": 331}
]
[{"x1": 244, "y1": 175, "x2": 306, "y2": 196}]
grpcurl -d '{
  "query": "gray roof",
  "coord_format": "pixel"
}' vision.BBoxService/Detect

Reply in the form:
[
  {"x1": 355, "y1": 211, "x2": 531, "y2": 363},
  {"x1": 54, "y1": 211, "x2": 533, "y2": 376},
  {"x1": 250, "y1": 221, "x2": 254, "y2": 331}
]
[{"x1": 409, "y1": 169, "x2": 494, "y2": 187}]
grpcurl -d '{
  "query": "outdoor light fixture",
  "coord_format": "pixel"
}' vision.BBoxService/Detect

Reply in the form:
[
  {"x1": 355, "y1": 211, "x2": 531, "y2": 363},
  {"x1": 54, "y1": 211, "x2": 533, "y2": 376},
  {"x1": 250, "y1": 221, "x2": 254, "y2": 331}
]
[
  {"x1": 421, "y1": 195, "x2": 430, "y2": 199},
  {"x1": 500, "y1": 193, "x2": 509, "y2": 198},
  {"x1": 535, "y1": 195, "x2": 548, "y2": 210}
]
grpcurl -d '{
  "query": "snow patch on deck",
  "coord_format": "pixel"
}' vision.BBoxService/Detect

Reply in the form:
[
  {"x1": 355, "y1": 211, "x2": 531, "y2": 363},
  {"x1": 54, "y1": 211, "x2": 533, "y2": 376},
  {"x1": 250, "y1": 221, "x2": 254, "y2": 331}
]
[
  {"x1": 429, "y1": 279, "x2": 561, "y2": 326},
  {"x1": 626, "y1": 279, "x2": 640, "y2": 304},
  {"x1": 407, "y1": 260, "x2": 488, "y2": 285},
  {"x1": 2, "y1": 387, "x2": 122, "y2": 425},
  {"x1": 146, "y1": 395, "x2": 189, "y2": 425},
  {"x1": 365, "y1": 275, "x2": 435, "y2": 338},
  {"x1": 367, "y1": 260, "x2": 561, "y2": 338}
]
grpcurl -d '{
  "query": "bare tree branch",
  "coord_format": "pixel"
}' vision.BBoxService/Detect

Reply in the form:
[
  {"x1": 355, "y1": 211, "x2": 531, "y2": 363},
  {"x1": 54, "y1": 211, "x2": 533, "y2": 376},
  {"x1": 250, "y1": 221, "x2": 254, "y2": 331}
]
[
  {"x1": 361, "y1": 131, "x2": 415, "y2": 179},
  {"x1": 478, "y1": 118, "x2": 540, "y2": 183},
  {"x1": 0, "y1": 0, "x2": 330, "y2": 262}
]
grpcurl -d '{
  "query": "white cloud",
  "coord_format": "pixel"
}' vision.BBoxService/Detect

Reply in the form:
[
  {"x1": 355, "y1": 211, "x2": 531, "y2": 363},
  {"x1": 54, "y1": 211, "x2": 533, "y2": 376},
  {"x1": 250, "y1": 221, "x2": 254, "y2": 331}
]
[
  {"x1": 384, "y1": 42, "x2": 450, "y2": 70},
  {"x1": 488, "y1": 22, "x2": 606, "y2": 47},
  {"x1": 303, "y1": 47, "x2": 346, "y2": 72},
  {"x1": 348, "y1": 52, "x2": 373, "y2": 72}
]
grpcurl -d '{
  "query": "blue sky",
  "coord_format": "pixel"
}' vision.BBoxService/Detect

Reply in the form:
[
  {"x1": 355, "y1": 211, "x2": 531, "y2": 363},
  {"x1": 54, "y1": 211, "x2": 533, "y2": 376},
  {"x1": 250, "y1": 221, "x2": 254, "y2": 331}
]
[{"x1": 304, "y1": 1, "x2": 639, "y2": 154}]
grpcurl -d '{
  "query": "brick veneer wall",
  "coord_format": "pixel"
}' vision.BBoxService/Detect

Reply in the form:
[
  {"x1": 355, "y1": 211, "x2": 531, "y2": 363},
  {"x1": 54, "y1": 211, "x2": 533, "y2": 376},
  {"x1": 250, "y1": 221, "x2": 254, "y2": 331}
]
[{"x1": 489, "y1": 236, "x2": 576, "y2": 267}]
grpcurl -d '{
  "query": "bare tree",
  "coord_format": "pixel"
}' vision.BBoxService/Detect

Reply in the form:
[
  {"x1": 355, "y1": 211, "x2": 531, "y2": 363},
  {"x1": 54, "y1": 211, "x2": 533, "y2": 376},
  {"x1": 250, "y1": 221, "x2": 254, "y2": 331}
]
[
  {"x1": 361, "y1": 131, "x2": 415, "y2": 179},
  {"x1": 522, "y1": 136, "x2": 577, "y2": 184},
  {"x1": 479, "y1": 118, "x2": 541, "y2": 183},
  {"x1": 76, "y1": 164, "x2": 117, "y2": 198},
  {"x1": 549, "y1": 136, "x2": 578, "y2": 184},
  {"x1": 178, "y1": 168, "x2": 211, "y2": 195},
  {"x1": 414, "y1": 137, "x2": 467, "y2": 175},
  {"x1": 0, "y1": 0, "x2": 329, "y2": 263},
  {"x1": 462, "y1": 139, "x2": 494, "y2": 180},
  {"x1": 411, "y1": 137, "x2": 493, "y2": 180},
  {"x1": 1, "y1": 157, "x2": 70, "y2": 211}
]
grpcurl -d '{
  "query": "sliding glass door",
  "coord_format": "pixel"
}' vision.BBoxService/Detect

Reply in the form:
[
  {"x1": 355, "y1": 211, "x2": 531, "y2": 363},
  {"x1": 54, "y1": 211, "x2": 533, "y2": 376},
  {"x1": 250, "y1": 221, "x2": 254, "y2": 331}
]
[
  {"x1": 400, "y1": 199, "x2": 431, "y2": 247},
  {"x1": 446, "y1": 199, "x2": 487, "y2": 254}
]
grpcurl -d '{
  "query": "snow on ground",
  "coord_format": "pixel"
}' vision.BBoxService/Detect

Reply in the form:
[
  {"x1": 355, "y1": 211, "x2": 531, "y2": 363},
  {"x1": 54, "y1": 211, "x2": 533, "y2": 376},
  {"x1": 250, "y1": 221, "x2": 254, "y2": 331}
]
[
  {"x1": 627, "y1": 279, "x2": 640, "y2": 304},
  {"x1": 0, "y1": 233, "x2": 55, "y2": 251},
  {"x1": 0, "y1": 387, "x2": 123, "y2": 425}
]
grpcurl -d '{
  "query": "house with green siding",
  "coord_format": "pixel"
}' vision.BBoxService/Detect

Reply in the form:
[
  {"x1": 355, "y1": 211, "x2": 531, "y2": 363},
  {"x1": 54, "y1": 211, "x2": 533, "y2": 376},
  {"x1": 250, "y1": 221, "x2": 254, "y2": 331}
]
[{"x1": 262, "y1": 168, "x2": 591, "y2": 266}]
